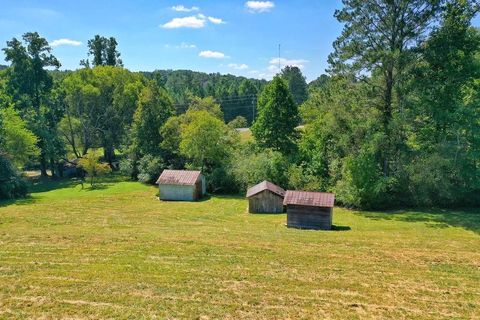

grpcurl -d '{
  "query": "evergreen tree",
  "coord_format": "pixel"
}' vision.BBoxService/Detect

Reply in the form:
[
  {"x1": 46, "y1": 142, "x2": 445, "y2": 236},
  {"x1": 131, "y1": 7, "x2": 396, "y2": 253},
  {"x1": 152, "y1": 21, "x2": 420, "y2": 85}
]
[
  {"x1": 251, "y1": 76, "x2": 299, "y2": 154},
  {"x1": 328, "y1": 0, "x2": 442, "y2": 175},
  {"x1": 281, "y1": 66, "x2": 308, "y2": 105}
]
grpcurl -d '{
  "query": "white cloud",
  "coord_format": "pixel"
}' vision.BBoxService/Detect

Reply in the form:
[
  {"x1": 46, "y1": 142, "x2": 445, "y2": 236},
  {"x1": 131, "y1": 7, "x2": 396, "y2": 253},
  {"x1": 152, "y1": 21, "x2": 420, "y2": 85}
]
[
  {"x1": 161, "y1": 14, "x2": 225, "y2": 29},
  {"x1": 228, "y1": 63, "x2": 249, "y2": 70},
  {"x1": 253, "y1": 57, "x2": 309, "y2": 80},
  {"x1": 50, "y1": 38, "x2": 82, "y2": 47},
  {"x1": 164, "y1": 42, "x2": 196, "y2": 49},
  {"x1": 245, "y1": 1, "x2": 275, "y2": 13},
  {"x1": 162, "y1": 15, "x2": 206, "y2": 28},
  {"x1": 199, "y1": 50, "x2": 228, "y2": 59},
  {"x1": 269, "y1": 57, "x2": 309, "y2": 69},
  {"x1": 171, "y1": 5, "x2": 199, "y2": 12},
  {"x1": 208, "y1": 16, "x2": 225, "y2": 24},
  {"x1": 179, "y1": 42, "x2": 196, "y2": 48}
]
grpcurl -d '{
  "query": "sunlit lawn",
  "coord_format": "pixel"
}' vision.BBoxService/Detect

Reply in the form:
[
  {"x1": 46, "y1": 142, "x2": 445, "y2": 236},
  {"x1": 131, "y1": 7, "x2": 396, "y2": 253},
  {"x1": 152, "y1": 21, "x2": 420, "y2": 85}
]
[{"x1": 0, "y1": 178, "x2": 479, "y2": 319}]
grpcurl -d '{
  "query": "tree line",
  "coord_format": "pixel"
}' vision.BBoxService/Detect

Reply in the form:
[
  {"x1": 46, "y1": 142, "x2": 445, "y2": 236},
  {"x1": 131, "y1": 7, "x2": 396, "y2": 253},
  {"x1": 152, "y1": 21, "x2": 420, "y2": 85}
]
[{"x1": 1, "y1": 0, "x2": 479, "y2": 209}]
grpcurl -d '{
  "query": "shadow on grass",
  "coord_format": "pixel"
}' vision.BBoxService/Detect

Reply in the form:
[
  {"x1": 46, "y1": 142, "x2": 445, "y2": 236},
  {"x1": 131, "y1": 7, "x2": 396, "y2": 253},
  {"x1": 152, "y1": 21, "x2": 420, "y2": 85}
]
[
  {"x1": 0, "y1": 196, "x2": 37, "y2": 208},
  {"x1": 331, "y1": 225, "x2": 352, "y2": 231},
  {"x1": 29, "y1": 177, "x2": 78, "y2": 193},
  {"x1": 355, "y1": 208, "x2": 480, "y2": 234}
]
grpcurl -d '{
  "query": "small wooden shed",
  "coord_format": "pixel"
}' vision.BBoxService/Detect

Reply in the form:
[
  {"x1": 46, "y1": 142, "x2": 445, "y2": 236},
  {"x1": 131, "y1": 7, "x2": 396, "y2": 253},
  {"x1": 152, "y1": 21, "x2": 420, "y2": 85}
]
[
  {"x1": 284, "y1": 191, "x2": 335, "y2": 230},
  {"x1": 156, "y1": 170, "x2": 206, "y2": 201},
  {"x1": 246, "y1": 180, "x2": 285, "y2": 213}
]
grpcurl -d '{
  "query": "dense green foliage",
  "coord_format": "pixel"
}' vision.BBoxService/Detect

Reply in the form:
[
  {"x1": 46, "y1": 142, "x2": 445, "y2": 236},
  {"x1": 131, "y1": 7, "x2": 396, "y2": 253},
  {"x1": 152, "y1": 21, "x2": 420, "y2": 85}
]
[
  {"x1": 299, "y1": 0, "x2": 480, "y2": 208},
  {"x1": 0, "y1": 154, "x2": 28, "y2": 199},
  {"x1": 251, "y1": 76, "x2": 300, "y2": 155},
  {"x1": 281, "y1": 66, "x2": 308, "y2": 105},
  {"x1": 0, "y1": 1, "x2": 478, "y2": 207}
]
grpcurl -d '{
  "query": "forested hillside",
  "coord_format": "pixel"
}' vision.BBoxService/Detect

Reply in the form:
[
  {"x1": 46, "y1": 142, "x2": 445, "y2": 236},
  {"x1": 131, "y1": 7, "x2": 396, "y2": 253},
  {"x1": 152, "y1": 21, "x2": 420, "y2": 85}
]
[
  {"x1": 1, "y1": 0, "x2": 479, "y2": 209},
  {"x1": 142, "y1": 69, "x2": 267, "y2": 123}
]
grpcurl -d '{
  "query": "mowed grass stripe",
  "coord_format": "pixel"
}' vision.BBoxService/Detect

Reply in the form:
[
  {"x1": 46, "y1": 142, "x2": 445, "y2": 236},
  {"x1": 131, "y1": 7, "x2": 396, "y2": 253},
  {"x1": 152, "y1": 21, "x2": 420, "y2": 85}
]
[{"x1": 0, "y1": 181, "x2": 479, "y2": 319}]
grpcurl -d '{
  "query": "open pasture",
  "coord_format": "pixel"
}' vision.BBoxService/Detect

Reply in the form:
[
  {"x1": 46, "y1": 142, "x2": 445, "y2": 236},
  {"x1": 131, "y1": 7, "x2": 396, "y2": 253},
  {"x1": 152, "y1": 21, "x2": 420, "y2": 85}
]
[{"x1": 0, "y1": 180, "x2": 479, "y2": 319}]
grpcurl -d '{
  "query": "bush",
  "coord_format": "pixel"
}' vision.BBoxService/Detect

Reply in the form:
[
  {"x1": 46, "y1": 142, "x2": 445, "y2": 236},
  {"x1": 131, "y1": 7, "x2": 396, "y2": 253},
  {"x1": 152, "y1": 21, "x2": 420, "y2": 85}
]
[
  {"x1": 119, "y1": 158, "x2": 137, "y2": 180},
  {"x1": 206, "y1": 167, "x2": 237, "y2": 193},
  {"x1": 334, "y1": 152, "x2": 395, "y2": 209},
  {"x1": 228, "y1": 116, "x2": 248, "y2": 129},
  {"x1": 0, "y1": 155, "x2": 28, "y2": 199},
  {"x1": 137, "y1": 155, "x2": 164, "y2": 184},
  {"x1": 230, "y1": 146, "x2": 289, "y2": 193}
]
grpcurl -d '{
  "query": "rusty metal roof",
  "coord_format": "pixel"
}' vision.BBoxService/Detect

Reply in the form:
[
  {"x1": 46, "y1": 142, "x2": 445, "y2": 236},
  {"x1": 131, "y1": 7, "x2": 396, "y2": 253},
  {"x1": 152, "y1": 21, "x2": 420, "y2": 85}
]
[
  {"x1": 283, "y1": 190, "x2": 335, "y2": 207},
  {"x1": 156, "y1": 170, "x2": 202, "y2": 186},
  {"x1": 246, "y1": 180, "x2": 285, "y2": 198}
]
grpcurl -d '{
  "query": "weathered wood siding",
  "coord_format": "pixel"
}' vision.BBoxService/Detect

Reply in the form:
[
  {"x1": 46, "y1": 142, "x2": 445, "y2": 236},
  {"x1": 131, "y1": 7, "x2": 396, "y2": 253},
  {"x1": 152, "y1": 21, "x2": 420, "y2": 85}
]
[
  {"x1": 249, "y1": 190, "x2": 284, "y2": 213},
  {"x1": 159, "y1": 184, "x2": 196, "y2": 201},
  {"x1": 286, "y1": 205, "x2": 332, "y2": 230}
]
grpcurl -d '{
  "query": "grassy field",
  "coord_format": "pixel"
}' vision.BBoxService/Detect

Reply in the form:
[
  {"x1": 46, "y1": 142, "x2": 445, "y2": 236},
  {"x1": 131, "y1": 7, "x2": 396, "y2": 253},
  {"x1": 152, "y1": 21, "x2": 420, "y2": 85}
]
[{"x1": 0, "y1": 178, "x2": 479, "y2": 319}]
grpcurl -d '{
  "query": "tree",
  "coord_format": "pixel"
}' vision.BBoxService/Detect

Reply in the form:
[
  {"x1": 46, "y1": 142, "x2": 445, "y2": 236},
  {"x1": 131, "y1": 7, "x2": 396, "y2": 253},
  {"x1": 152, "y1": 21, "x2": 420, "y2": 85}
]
[
  {"x1": 405, "y1": 0, "x2": 480, "y2": 205},
  {"x1": 0, "y1": 106, "x2": 39, "y2": 167},
  {"x1": 328, "y1": 0, "x2": 442, "y2": 175},
  {"x1": 179, "y1": 110, "x2": 237, "y2": 171},
  {"x1": 84, "y1": 35, "x2": 123, "y2": 67},
  {"x1": 228, "y1": 116, "x2": 248, "y2": 129},
  {"x1": 2, "y1": 32, "x2": 62, "y2": 176},
  {"x1": 62, "y1": 66, "x2": 145, "y2": 164},
  {"x1": 281, "y1": 66, "x2": 308, "y2": 105},
  {"x1": 131, "y1": 81, "x2": 174, "y2": 156},
  {"x1": 0, "y1": 154, "x2": 28, "y2": 199},
  {"x1": 78, "y1": 150, "x2": 111, "y2": 187},
  {"x1": 187, "y1": 96, "x2": 224, "y2": 119},
  {"x1": 251, "y1": 76, "x2": 300, "y2": 154}
]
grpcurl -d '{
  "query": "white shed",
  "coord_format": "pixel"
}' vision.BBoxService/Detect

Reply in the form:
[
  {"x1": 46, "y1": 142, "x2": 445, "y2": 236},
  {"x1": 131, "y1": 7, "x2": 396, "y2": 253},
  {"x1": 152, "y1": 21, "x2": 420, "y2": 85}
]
[{"x1": 156, "y1": 170, "x2": 206, "y2": 201}]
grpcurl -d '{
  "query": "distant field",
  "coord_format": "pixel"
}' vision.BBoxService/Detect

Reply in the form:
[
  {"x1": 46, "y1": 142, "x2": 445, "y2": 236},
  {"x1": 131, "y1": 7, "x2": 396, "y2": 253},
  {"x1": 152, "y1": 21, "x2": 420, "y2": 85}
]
[{"x1": 0, "y1": 179, "x2": 479, "y2": 319}]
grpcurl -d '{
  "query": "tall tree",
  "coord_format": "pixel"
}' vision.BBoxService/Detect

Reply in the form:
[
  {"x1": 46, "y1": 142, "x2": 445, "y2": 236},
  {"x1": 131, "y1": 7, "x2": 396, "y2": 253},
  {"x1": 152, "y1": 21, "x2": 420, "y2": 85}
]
[
  {"x1": 328, "y1": 0, "x2": 442, "y2": 175},
  {"x1": 251, "y1": 76, "x2": 300, "y2": 154},
  {"x1": 406, "y1": 0, "x2": 480, "y2": 205},
  {"x1": 131, "y1": 81, "x2": 174, "y2": 156},
  {"x1": 179, "y1": 110, "x2": 236, "y2": 171},
  {"x1": 85, "y1": 35, "x2": 123, "y2": 67},
  {"x1": 281, "y1": 66, "x2": 308, "y2": 105},
  {"x1": 2, "y1": 32, "x2": 61, "y2": 176}
]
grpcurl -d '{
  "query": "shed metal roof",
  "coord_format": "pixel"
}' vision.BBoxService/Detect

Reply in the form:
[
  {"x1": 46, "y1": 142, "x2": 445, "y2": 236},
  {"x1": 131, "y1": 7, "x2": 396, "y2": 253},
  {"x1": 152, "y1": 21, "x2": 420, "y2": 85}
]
[
  {"x1": 246, "y1": 180, "x2": 285, "y2": 198},
  {"x1": 283, "y1": 190, "x2": 335, "y2": 208},
  {"x1": 156, "y1": 170, "x2": 202, "y2": 186}
]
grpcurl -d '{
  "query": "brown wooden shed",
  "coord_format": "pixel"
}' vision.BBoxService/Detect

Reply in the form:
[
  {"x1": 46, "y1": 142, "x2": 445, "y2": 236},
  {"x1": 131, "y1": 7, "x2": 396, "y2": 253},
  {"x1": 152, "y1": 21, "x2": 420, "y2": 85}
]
[
  {"x1": 284, "y1": 191, "x2": 335, "y2": 230},
  {"x1": 246, "y1": 180, "x2": 285, "y2": 213},
  {"x1": 156, "y1": 170, "x2": 206, "y2": 201}
]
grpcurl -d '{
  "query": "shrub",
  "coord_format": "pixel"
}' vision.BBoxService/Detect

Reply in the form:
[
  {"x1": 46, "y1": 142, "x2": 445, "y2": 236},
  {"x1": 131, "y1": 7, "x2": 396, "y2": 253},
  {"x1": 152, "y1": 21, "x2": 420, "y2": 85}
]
[
  {"x1": 335, "y1": 152, "x2": 395, "y2": 209},
  {"x1": 137, "y1": 155, "x2": 164, "y2": 184},
  {"x1": 230, "y1": 146, "x2": 289, "y2": 193},
  {"x1": 0, "y1": 154, "x2": 28, "y2": 199},
  {"x1": 119, "y1": 158, "x2": 137, "y2": 180},
  {"x1": 228, "y1": 116, "x2": 248, "y2": 129}
]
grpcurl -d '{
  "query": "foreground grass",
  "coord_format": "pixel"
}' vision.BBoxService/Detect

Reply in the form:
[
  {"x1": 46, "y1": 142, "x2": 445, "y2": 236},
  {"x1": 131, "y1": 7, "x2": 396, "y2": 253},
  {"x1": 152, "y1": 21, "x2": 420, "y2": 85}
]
[{"x1": 0, "y1": 180, "x2": 479, "y2": 319}]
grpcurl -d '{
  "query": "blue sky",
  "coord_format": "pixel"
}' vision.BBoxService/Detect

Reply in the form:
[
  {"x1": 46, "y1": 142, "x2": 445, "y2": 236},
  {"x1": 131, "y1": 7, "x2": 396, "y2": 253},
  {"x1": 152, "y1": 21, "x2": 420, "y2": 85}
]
[{"x1": 1, "y1": 1, "x2": 478, "y2": 82}]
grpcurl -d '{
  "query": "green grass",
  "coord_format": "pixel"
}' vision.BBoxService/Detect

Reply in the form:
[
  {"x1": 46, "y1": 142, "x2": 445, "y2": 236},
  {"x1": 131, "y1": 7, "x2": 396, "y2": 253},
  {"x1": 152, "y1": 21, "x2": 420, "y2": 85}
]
[{"x1": 0, "y1": 179, "x2": 479, "y2": 319}]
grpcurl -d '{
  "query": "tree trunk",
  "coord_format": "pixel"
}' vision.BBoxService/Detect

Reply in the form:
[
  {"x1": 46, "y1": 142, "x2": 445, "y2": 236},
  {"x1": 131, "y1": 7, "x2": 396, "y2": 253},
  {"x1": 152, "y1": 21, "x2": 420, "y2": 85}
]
[
  {"x1": 382, "y1": 67, "x2": 394, "y2": 177},
  {"x1": 104, "y1": 143, "x2": 115, "y2": 167},
  {"x1": 49, "y1": 157, "x2": 56, "y2": 178},
  {"x1": 40, "y1": 149, "x2": 48, "y2": 177}
]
